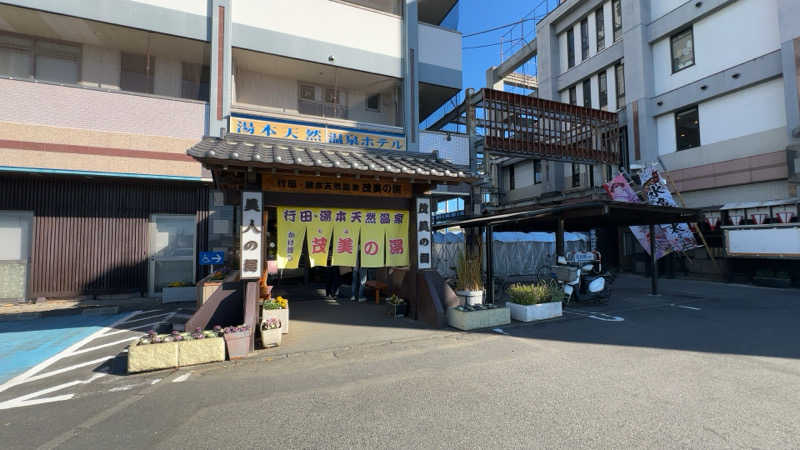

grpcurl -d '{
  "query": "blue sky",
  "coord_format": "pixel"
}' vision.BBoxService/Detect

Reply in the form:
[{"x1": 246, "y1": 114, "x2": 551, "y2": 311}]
[{"x1": 423, "y1": 0, "x2": 558, "y2": 128}]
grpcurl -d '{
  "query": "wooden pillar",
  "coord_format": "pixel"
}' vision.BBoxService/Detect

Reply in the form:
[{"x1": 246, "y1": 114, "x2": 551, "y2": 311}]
[
  {"x1": 485, "y1": 224, "x2": 494, "y2": 304},
  {"x1": 649, "y1": 223, "x2": 658, "y2": 295},
  {"x1": 556, "y1": 217, "x2": 565, "y2": 258}
]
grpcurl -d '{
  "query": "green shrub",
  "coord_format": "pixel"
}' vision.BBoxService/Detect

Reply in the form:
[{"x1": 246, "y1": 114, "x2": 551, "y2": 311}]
[{"x1": 507, "y1": 281, "x2": 564, "y2": 305}]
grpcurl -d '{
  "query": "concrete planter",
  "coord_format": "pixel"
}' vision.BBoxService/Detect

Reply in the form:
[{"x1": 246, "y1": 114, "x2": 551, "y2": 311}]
[
  {"x1": 177, "y1": 337, "x2": 225, "y2": 367},
  {"x1": 456, "y1": 290, "x2": 484, "y2": 306},
  {"x1": 507, "y1": 301, "x2": 563, "y2": 322},
  {"x1": 127, "y1": 341, "x2": 179, "y2": 373},
  {"x1": 162, "y1": 286, "x2": 196, "y2": 304},
  {"x1": 260, "y1": 327, "x2": 282, "y2": 348},
  {"x1": 262, "y1": 307, "x2": 289, "y2": 334},
  {"x1": 223, "y1": 331, "x2": 251, "y2": 359},
  {"x1": 447, "y1": 307, "x2": 510, "y2": 331}
]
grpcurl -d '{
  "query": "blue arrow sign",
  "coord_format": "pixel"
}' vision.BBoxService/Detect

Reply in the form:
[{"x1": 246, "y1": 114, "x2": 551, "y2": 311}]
[{"x1": 199, "y1": 251, "x2": 224, "y2": 265}]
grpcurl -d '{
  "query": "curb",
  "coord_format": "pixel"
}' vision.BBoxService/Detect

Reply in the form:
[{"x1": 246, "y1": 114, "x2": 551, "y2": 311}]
[{"x1": 0, "y1": 304, "x2": 163, "y2": 322}]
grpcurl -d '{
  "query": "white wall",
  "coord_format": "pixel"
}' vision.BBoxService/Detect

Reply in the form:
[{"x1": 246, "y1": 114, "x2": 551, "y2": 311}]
[
  {"x1": 603, "y1": 1, "x2": 613, "y2": 49},
  {"x1": 652, "y1": 0, "x2": 781, "y2": 95},
  {"x1": 656, "y1": 78, "x2": 787, "y2": 155},
  {"x1": 606, "y1": 66, "x2": 617, "y2": 110},
  {"x1": 576, "y1": 81, "x2": 585, "y2": 106},
  {"x1": 590, "y1": 74, "x2": 600, "y2": 108},
  {"x1": 587, "y1": 10, "x2": 597, "y2": 59},
  {"x1": 419, "y1": 131, "x2": 468, "y2": 165},
  {"x1": 559, "y1": 31, "x2": 568, "y2": 73},
  {"x1": 649, "y1": 0, "x2": 690, "y2": 23},
  {"x1": 418, "y1": 23, "x2": 461, "y2": 71},
  {"x1": 130, "y1": 0, "x2": 208, "y2": 16}
]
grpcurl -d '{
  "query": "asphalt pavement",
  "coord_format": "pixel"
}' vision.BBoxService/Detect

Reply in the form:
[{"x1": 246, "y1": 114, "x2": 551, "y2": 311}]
[{"x1": 1, "y1": 276, "x2": 798, "y2": 449}]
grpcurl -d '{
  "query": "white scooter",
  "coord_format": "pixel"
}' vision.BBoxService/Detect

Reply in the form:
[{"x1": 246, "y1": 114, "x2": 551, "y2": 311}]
[{"x1": 551, "y1": 251, "x2": 614, "y2": 305}]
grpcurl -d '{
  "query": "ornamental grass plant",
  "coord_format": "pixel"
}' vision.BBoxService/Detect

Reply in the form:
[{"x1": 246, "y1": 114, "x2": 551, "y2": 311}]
[
  {"x1": 507, "y1": 281, "x2": 565, "y2": 305},
  {"x1": 455, "y1": 249, "x2": 483, "y2": 291}
]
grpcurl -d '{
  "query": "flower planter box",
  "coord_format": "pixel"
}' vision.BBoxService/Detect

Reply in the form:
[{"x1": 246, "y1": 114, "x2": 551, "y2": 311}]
[
  {"x1": 177, "y1": 337, "x2": 225, "y2": 367},
  {"x1": 127, "y1": 341, "x2": 179, "y2": 373},
  {"x1": 162, "y1": 286, "x2": 196, "y2": 304},
  {"x1": 456, "y1": 290, "x2": 484, "y2": 306},
  {"x1": 260, "y1": 327, "x2": 282, "y2": 348},
  {"x1": 262, "y1": 307, "x2": 289, "y2": 334},
  {"x1": 386, "y1": 302, "x2": 408, "y2": 318},
  {"x1": 506, "y1": 301, "x2": 562, "y2": 322},
  {"x1": 447, "y1": 307, "x2": 510, "y2": 331},
  {"x1": 223, "y1": 331, "x2": 251, "y2": 359}
]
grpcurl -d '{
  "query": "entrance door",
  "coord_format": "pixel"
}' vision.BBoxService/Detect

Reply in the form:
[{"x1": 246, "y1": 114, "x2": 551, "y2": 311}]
[
  {"x1": 0, "y1": 211, "x2": 33, "y2": 301},
  {"x1": 148, "y1": 214, "x2": 196, "y2": 296}
]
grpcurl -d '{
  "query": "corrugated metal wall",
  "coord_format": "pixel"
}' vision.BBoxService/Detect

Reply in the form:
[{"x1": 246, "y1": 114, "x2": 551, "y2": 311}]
[{"x1": 0, "y1": 175, "x2": 209, "y2": 297}]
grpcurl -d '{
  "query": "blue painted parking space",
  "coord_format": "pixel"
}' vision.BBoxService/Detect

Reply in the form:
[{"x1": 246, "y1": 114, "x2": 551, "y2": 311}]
[{"x1": 0, "y1": 313, "x2": 127, "y2": 384}]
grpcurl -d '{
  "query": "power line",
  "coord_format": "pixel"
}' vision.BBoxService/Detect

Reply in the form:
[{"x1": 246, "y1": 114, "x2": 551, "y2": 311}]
[
  {"x1": 463, "y1": 38, "x2": 523, "y2": 50},
  {"x1": 462, "y1": 18, "x2": 536, "y2": 38}
]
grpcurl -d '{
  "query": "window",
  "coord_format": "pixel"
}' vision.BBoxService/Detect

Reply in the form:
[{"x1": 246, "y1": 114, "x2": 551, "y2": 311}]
[
  {"x1": 599, "y1": 71, "x2": 608, "y2": 110},
  {"x1": 612, "y1": 0, "x2": 622, "y2": 41},
  {"x1": 0, "y1": 34, "x2": 33, "y2": 79},
  {"x1": 299, "y1": 84, "x2": 315, "y2": 101},
  {"x1": 571, "y1": 163, "x2": 581, "y2": 187},
  {"x1": 366, "y1": 93, "x2": 381, "y2": 112},
  {"x1": 582, "y1": 78, "x2": 591, "y2": 108},
  {"x1": 325, "y1": 87, "x2": 340, "y2": 104},
  {"x1": 569, "y1": 86, "x2": 577, "y2": 105},
  {"x1": 580, "y1": 18, "x2": 589, "y2": 61},
  {"x1": 589, "y1": 165, "x2": 595, "y2": 187},
  {"x1": 670, "y1": 28, "x2": 695, "y2": 73},
  {"x1": 120, "y1": 53, "x2": 154, "y2": 94},
  {"x1": 596, "y1": 7, "x2": 605, "y2": 52},
  {"x1": 508, "y1": 164, "x2": 516, "y2": 190},
  {"x1": 534, "y1": 160, "x2": 543, "y2": 184},
  {"x1": 675, "y1": 106, "x2": 700, "y2": 151},
  {"x1": 615, "y1": 63, "x2": 625, "y2": 108},
  {"x1": 567, "y1": 28, "x2": 575, "y2": 68},
  {"x1": 181, "y1": 63, "x2": 209, "y2": 101},
  {"x1": 299, "y1": 84, "x2": 347, "y2": 119},
  {"x1": 0, "y1": 33, "x2": 79, "y2": 84}
]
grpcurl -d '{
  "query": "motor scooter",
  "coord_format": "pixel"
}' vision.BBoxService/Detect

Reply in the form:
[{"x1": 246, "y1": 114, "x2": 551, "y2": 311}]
[{"x1": 551, "y1": 251, "x2": 615, "y2": 305}]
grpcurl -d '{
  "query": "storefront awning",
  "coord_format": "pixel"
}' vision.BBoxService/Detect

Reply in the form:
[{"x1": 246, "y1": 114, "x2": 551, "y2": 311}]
[{"x1": 187, "y1": 135, "x2": 473, "y2": 183}]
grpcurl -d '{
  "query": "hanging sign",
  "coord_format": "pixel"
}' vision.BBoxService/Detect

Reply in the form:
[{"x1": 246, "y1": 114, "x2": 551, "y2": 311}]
[
  {"x1": 331, "y1": 209, "x2": 360, "y2": 267},
  {"x1": 416, "y1": 198, "x2": 432, "y2": 269},
  {"x1": 360, "y1": 210, "x2": 385, "y2": 268},
  {"x1": 750, "y1": 213, "x2": 768, "y2": 225},
  {"x1": 240, "y1": 192, "x2": 263, "y2": 279},
  {"x1": 262, "y1": 174, "x2": 411, "y2": 198},
  {"x1": 386, "y1": 211, "x2": 410, "y2": 267},
  {"x1": 729, "y1": 215, "x2": 743, "y2": 226},
  {"x1": 276, "y1": 207, "x2": 308, "y2": 269},
  {"x1": 230, "y1": 114, "x2": 405, "y2": 150},
  {"x1": 305, "y1": 208, "x2": 335, "y2": 267},
  {"x1": 704, "y1": 214, "x2": 720, "y2": 231},
  {"x1": 776, "y1": 211, "x2": 795, "y2": 224}
]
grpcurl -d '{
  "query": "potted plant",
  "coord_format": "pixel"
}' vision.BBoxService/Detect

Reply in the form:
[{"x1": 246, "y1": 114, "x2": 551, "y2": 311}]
[
  {"x1": 128, "y1": 327, "x2": 227, "y2": 373},
  {"x1": 260, "y1": 318, "x2": 282, "y2": 348},
  {"x1": 386, "y1": 295, "x2": 407, "y2": 318},
  {"x1": 223, "y1": 324, "x2": 252, "y2": 359},
  {"x1": 447, "y1": 303, "x2": 510, "y2": 331},
  {"x1": 505, "y1": 281, "x2": 565, "y2": 322},
  {"x1": 162, "y1": 280, "x2": 196, "y2": 303},
  {"x1": 262, "y1": 296, "x2": 289, "y2": 334},
  {"x1": 455, "y1": 249, "x2": 483, "y2": 306}
]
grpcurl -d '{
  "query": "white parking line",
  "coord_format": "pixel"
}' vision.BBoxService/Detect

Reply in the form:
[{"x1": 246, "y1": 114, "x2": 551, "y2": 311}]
[
  {"x1": 0, "y1": 373, "x2": 106, "y2": 410},
  {"x1": 671, "y1": 304, "x2": 702, "y2": 311},
  {"x1": 69, "y1": 336, "x2": 141, "y2": 356},
  {"x1": 116, "y1": 312, "x2": 171, "y2": 325},
  {"x1": 100, "y1": 321, "x2": 166, "y2": 337},
  {"x1": 172, "y1": 372, "x2": 191, "y2": 383},
  {"x1": 564, "y1": 309, "x2": 625, "y2": 322},
  {"x1": 24, "y1": 356, "x2": 115, "y2": 384}
]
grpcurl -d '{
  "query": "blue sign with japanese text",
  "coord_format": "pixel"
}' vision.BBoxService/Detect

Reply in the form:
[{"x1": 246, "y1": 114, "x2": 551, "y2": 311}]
[{"x1": 199, "y1": 251, "x2": 224, "y2": 265}]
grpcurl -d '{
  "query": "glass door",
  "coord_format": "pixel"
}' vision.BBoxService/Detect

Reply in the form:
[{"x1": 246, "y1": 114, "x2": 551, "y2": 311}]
[
  {"x1": 0, "y1": 211, "x2": 32, "y2": 301},
  {"x1": 148, "y1": 214, "x2": 196, "y2": 296}
]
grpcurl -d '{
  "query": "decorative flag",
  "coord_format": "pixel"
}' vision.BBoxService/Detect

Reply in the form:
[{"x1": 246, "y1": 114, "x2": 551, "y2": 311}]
[
  {"x1": 331, "y1": 209, "x2": 359, "y2": 267},
  {"x1": 276, "y1": 207, "x2": 307, "y2": 269},
  {"x1": 603, "y1": 173, "x2": 671, "y2": 259},
  {"x1": 750, "y1": 213, "x2": 767, "y2": 225},
  {"x1": 385, "y1": 210, "x2": 410, "y2": 267},
  {"x1": 360, "y1": 210, "x2": 385, "y2": 268},
  {"x1": 705, "y1": 215, "x2": 720, "y2": 231},
  {"x1": 640, "y1": 167, "x2": 699, "y2": 252},
  {"x1": 730, "y1": 215, "x2": 743, "y2": 226},
  {"x1": 776, "y1": 211, "x2": 795, "y2": 224},
  {"x1": 305, "y1": 208, "x2": 334, "y2": 267}
]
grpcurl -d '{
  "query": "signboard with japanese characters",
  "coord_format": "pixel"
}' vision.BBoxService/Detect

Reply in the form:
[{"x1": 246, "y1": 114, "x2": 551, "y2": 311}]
[
  {"x1": 416, "y1": 198, "x2": 432, "y2": 269},
  {"x1": 276, "y1": 206, "x2": 409, "y2": 269},
  {"x1": 262, "y1": 175, "x2": 411, "y2": 198},
  {"x1": 230, "y1": 114, "x2": 405, "y2": 151},
  {"x1": 240, "y1": 192, "x2": 263, "y2": 279}
]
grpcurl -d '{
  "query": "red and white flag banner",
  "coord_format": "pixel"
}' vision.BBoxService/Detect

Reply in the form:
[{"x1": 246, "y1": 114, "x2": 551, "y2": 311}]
[
  {"x1": 729, "y1": 215, "x2": 743, "y2": 226},
  {"x1": 776, "y1": 211, "x2": 795, "y2": 224},
  {"x1": 750, "y1": 213, "x2": 767, "y2": 225},
  {"x1": 705, "y1": 216, "x2": 720, "y2": 230}
]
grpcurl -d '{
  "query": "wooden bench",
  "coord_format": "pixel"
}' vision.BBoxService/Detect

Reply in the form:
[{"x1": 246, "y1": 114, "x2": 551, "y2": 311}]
[{"x1": 364, "y1": 280, "x2": 389, "y2": 304}]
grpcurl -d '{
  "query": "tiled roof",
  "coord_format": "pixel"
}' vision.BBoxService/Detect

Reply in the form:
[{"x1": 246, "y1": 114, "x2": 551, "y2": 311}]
[{"x1": 187, "y1": 135, "x2": 472, "y2": 181}]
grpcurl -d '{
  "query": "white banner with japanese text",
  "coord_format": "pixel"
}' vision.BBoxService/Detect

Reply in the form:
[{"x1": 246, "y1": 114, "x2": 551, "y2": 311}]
[{"x1": 240, "y1": 192, "x2": 263, "y2": 279}]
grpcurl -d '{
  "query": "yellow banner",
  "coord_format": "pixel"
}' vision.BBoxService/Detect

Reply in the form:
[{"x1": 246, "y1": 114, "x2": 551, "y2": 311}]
[
  {"x1": 276, "y1": 207, "x2": 307, "y2": 269},
  {"x1": 305, "y1": 208, "x2": 334, "y2": 268},
  {"x1": 360, "y1": 210, "x2": 385, "y2": 268},
  {"x1": 385, "y1": 210, "x2": 410, "y2": 267},
  {"x1": 230, "y1": 115, "x2": 405, "y2": 150},
  {"x1": 331, "y1": 209, "x2": 360, "y2": 267}
]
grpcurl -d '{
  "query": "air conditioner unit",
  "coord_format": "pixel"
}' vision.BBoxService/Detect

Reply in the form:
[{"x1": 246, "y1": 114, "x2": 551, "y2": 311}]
[{"x1": 788, "y1": 146, "x2": 800, "y2": 184}]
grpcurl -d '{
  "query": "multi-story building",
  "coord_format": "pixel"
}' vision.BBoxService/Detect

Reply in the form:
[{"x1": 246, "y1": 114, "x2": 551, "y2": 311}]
[
  {"x1": 486, "y1": 0, "x2": 800, "y2": 277},
  {"x1": 0, "y1": 0, "x2": 462, "y2": 300}
]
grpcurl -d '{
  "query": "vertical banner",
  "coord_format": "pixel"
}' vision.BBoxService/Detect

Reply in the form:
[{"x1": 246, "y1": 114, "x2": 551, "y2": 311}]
[
  {"x1": 306, "y1": 208, "x2": 334, "y2": 267},
  {"x1": 385, "y1": 210, "x2": 410, "y2": 267},
  {"x1": 603, "y1": 174, "x2": 671, "y2": 259},
  {"x1": 240, "y1": 192, "x2": 263, "y2": 279},
  {"x1": 276, "y1": 207, "x2": 307, "y2": 269},
  {"x1": 331, "y1": 209, "x2": 360, "y2": 266},
  {"x1": 360, "y1": 210, "x2": 385, "y2": 268},
  {"x1": 640, "y1": 167, "x2": 699, "y2": 252},
  {"x1": 416, "y1": 198, "x2": 432, "y2": 269}
]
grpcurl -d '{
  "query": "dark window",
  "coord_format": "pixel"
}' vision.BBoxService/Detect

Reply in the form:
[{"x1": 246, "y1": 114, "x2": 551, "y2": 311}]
[
  {"x1": 582, "y1": 78, "x2": 592, "y2": 108},
  {"x1": 508, "y1": 164, "x2": 516, "y2": 190},
  {"x1": 0, "y1": 33, "x2": 79, "y2": 83},
  {"x1": 299, "y1": 84, "x2": 315, "y2": 101},
  {"x1": 120, "y1": 53, "x2": 154, "y2": 94},
  {"x1": 671, "y1": 28, "x2": 695, "y2": 73},
  {"x1": 589, "y1": 165, "x2": 595, "y2": 187},
  {"x1": 366, "y1": 93, "x2": 381, "y2": 112},
  {"x1": 599, "y1": 71, "x2": 608, "y2": 109},
  {"x1": 567, "y1": 28, "x2": 575, "y2": 68},
  {"x1": 181, "y1": 63, "x2": 210, "y2": 101},
  {"x1": 572, "y1": 163, "x2": 581, "y2": 187},
  {"x1": 612, "y1": 0, "x2": 622, "y2": 41},
  {"x1": 580, "y1": 18, "x2": 589, "y2": 61},
  {"x1": 615, "y1": 63, "x2": 625, "y2": 108},
  {"x1": 534, "y1": 160, "x2": 543, "y2": 184},
  {"x1": 596, "y1": 7, "x2": 605, "y2": 52},
  {"x1": 569, "y1": 86, "x2": 577, "y2": 105},
  {"x1": 675, "y1": 106, "x2": 700, "y2": 151}
]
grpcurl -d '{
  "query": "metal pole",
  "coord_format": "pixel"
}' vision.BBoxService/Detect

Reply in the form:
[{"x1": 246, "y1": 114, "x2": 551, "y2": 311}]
[
  {"x1": 649, "y1": 223, "x2": 658, "y2": 295},
  {"x1": 486, "y1": 225, "x2": 494, "y2": 304},
  {"x1": 556, "y1": 217, "x2": 565, "y2": 258}
]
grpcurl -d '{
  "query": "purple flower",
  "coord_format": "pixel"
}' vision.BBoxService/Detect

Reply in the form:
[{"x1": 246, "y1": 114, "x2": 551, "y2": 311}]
[{"x1": 213, "y1": 325, "x2": 222, "y2": 332}]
